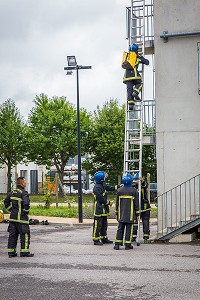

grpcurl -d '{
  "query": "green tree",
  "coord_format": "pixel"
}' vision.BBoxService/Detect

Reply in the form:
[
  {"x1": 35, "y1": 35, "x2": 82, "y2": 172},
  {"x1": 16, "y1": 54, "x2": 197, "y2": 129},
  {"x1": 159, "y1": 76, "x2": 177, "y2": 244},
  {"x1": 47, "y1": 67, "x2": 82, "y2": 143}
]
[
  {"x1": 83, "y1": 99, "x2": 157, "y2": 185},
  {"x1": 26, "y1": 94, "x2": 92, "y2": 185},
  {"x1": 0, "y1": 99, "x2": 26, "y2": 192},
  {"x1": 83, "y1": 99, "x2": 125, "y2": 185},
  {"x1": 142, "y1": 144, "x2": 157, "y2": 182}
]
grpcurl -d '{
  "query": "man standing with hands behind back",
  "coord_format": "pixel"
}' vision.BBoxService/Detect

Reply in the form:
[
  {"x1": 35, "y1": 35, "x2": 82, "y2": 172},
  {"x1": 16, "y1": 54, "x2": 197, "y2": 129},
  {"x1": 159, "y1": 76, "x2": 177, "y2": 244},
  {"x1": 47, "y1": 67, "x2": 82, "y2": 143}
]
[
  {"x1": 4, "y1": 176, "x2": 34, "y2": 257},
  {"x1": 114, "y1": 173, "x2": 139, "y2": 250}
]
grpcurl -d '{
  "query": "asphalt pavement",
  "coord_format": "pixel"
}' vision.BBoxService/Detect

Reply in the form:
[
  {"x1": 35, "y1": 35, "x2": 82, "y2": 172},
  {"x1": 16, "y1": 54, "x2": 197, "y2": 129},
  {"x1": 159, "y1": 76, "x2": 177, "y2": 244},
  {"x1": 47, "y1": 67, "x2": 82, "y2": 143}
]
[{"x1": 0, "y1": 219, "x2": 200, "y2": 300}]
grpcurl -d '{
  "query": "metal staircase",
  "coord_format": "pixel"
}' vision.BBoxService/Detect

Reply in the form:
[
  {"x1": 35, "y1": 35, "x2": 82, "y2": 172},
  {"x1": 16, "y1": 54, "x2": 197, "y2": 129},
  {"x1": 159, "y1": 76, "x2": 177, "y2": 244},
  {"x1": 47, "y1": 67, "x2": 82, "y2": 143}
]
[
  {"x1": 123, "y1": 0, "x2": 154, "y2": 244},
  {"x1": 156, "y1": 174, "x2": 200, "y2": 241}
]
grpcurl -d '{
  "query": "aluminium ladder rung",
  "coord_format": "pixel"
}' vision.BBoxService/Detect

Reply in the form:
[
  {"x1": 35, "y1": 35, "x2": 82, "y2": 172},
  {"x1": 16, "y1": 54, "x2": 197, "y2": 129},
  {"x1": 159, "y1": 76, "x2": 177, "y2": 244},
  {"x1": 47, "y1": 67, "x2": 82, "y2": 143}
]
[
  {"x1": 125, "y1": 149, "x2": 141, "y2": 153},
  {"x1": 127, "y1": 138, "x2": 141, "y2": 141},
  {"x1": 133, "y1": 6, "x2": 145, "y2": 11},
  {"x1": 132, "y1": 25, "x2": 143, "y2": 29},
  {"x1": 125, "y1": 159, "x2": 140, "y2": 163},
  {"x1": 126, "y1": 169, "x2": 140, "y2": 173},
  {"x1": 127, "y1": 141, "x2": 141, "y2": 144},
  {"x1": 132, "y1": 40, "x2": 143, "y2": 44},
  {"x1": 127, "y1": 136, "x2": 141, "y2": 140},
  {"x1": 127, "y1": 129, "x2": 141, "y2": 132},
  {"x1": 132, "y1": 35, "x2": 144, "y2": 39},
  {"x1": 128, "y1": 108, "x2": 142, "y2": 112},
  {"x1": 127, "y1": 118, "x2": 141, "y2": 122},
  {"x1": 127, "y1": 137, "x2": 141, "y2": 140}
]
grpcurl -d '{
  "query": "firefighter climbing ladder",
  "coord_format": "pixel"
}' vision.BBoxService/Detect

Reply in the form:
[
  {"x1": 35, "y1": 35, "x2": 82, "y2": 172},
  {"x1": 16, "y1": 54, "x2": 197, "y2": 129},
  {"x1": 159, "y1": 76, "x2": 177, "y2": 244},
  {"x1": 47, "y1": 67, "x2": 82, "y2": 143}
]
[{"x1": 123, "y1": 0, "x2": 153, "y2": 244}]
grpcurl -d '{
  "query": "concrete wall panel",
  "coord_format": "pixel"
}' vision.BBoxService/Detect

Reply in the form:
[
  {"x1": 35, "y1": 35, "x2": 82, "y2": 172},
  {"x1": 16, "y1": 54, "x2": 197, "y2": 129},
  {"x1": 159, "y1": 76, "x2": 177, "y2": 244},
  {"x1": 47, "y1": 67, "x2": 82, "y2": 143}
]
[{"x1": 154, "y1": 0, "x2": 200, "y2": 198}]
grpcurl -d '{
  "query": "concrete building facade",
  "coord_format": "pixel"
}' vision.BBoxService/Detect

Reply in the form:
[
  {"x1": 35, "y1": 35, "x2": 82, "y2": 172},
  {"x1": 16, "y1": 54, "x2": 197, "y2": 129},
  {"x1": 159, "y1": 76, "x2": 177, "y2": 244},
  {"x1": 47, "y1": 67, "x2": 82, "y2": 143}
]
[
  {"x1": 154, "y1": 0, "x2": 200, "y2": 192},
  {"x1": 154, "y1": 0, "x2": 200, "y2": 232}
]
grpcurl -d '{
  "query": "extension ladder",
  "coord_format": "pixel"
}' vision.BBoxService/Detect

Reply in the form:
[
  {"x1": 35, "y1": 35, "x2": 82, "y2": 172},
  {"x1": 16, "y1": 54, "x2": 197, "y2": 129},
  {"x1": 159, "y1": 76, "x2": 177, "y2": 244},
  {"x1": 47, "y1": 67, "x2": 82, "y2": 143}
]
[{"x1": 123, "y1": 0, "x2": 146, "y2": 245}]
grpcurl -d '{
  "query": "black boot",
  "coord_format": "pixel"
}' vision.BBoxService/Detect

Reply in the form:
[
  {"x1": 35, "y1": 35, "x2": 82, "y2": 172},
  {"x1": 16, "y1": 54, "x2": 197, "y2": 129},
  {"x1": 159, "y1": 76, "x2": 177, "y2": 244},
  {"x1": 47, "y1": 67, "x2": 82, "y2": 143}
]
[
  {"x1": 113, "y1": 244, "x2": 120, "y2": 250},
  {"x1": 94, "y1": 240, "x2": 103, "y2": 246},
  {"x1": 29, "y1": 218, "x2": 34, "y2": 225},
  {"x1": 132, "y1": 91, "x2": 141, "y2": 101},
  {"x1": 129, "y1": 104, "x2": 134, "y2": 111},
  {"x1": 20, "y1": 252, "x2": 34, "y2": 257},
  {"x1": 101, "y1": 238, "x2": 113, "y2": 244},
  {"x1": 8, "y1": 251, "x2": 17, "y2": 258},
  {"x1": 125, "y1": 244, "x2": 133, "y2": 250}
]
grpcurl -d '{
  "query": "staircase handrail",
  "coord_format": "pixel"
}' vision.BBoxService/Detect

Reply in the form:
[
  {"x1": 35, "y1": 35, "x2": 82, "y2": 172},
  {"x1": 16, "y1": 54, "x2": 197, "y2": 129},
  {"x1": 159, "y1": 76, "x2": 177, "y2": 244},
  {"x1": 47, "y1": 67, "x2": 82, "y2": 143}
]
[
  {"x1": 142, "y1": 99, "x2": 156, "y2": 136},
  {"x1": 156, "y1": 173, "x2": 200, "y2": 198},
  {"x1": 156, "y1": 173, "x2": 200, "y2": 239}
]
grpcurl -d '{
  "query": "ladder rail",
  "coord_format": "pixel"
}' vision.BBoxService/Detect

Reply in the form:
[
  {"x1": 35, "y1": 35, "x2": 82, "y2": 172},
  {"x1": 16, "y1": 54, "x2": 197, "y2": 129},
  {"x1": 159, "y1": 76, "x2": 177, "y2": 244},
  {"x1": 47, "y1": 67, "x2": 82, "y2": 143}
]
[
  {"x1": 124, "y1": 0, "x2": 151, "y2": 245},
  {"x1": 136, "y1": 0, "x2": 146, "y2": 245}
]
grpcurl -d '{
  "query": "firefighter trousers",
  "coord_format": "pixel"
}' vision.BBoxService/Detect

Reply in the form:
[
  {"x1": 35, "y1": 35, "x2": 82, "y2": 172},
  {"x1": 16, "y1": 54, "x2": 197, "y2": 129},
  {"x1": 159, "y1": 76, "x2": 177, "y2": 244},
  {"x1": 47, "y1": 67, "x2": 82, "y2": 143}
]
[
  {"x1": 132, "y1": 218, "x2": 150, "y2": 240},
  {"x1": 7, "y1": 221, "x2": 30, "y2": 254},
  {"x1": 92, "y1": 216, "x2": 108, "y2": 241},
  {"x1": 115, "y1": 222, "x2": 134, "y2": 245},
  {"x1": 132, "y1": 221, "x2": 138, "y2": 241},
  {"x1": 126, "y1": 79, "x2": 143, "y2": 102},
  {"x1": 142, "y1": 218, "x2": 150, "y2": 239}
]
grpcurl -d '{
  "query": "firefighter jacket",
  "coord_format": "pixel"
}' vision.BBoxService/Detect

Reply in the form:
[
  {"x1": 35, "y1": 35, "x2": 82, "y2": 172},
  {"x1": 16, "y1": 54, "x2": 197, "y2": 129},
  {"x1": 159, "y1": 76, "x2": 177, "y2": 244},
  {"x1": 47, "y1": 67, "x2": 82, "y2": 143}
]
[
  {"x1": 4, "y1": 185, "x2": 30, "y2": 224},
  {"x1": 141, "y1": 198, "x2": 151, "y2": 219},
  {"x1": 116, "y1": 185, "x2": 139, "y2": 223},
  {"x1": 93, "y1": 182, "x2": 118, "y2": 217},
  {"x1": 141, "y1": 180, "x2": 151, "y2": 219},
  {"x1": 123, "y1": 55, "x2": 149, "y2": 83},
  {"x1": 141, "y1": 180, "x2": 148, "y2": 201}
]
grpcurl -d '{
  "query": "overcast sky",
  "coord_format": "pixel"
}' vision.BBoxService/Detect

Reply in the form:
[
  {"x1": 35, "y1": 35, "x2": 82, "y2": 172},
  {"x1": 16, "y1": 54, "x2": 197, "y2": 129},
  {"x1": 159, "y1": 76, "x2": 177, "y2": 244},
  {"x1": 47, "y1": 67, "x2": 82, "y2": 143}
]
[{"x1": 0, "y1": 0, "x2": 138, "y2": 119}]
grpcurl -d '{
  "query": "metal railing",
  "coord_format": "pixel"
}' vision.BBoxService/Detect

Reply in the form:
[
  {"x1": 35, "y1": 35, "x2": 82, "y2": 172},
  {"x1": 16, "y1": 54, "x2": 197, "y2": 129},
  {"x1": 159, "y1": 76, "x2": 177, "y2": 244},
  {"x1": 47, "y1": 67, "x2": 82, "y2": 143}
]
[
  {"x1": 126, "y1": 0, "x2": 154, "y2": 45},
  {"x1": 157, "y1": 174, "x2": 200, "y2": 238},
  {"x1": 142, "y1": 99, "x2": 155, "y2": 136}
]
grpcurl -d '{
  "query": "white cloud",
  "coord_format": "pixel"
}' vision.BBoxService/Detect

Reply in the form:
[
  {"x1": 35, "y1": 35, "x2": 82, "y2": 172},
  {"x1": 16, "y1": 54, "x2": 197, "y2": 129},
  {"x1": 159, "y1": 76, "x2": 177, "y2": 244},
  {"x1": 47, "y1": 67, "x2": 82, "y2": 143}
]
[{"x1": 0, "y1": 0, "x2": 147, "y2": 118}]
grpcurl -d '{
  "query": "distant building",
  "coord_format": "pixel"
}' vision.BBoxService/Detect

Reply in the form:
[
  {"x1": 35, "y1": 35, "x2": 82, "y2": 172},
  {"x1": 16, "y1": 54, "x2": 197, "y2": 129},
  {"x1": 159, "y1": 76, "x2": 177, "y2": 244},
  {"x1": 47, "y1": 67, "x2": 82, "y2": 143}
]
[
  {"x1": 0, "y1": 154, "x2": 93, "y2": 194},
  {"x1": 0, "y1": 163, "x2": 47, "y2": 194}
]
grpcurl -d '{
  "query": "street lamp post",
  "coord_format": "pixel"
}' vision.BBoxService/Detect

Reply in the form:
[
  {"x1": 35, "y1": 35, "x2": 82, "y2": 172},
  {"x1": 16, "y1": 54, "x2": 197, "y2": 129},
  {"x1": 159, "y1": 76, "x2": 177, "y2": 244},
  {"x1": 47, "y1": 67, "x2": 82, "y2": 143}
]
[{"x1": 64, "y1": 56, "x2": 92, "y2": 223}]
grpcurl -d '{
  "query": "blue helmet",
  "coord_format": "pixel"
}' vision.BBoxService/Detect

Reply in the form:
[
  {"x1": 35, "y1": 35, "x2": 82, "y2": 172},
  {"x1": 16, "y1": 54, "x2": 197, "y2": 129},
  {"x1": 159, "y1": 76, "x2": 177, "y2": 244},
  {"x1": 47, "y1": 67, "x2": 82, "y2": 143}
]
[
  {"x1": 133, "y1": 172, "x2": 139, "y2": 180},
  {"x1": 122, "y1": 173, "x2": 133, "y2": 187},
  {"x1": 129, "y1": 43, "x2": 138, "y2": 53},
  {"x1": 94, "y1": 171, "x2": 106, "y2": 183}
]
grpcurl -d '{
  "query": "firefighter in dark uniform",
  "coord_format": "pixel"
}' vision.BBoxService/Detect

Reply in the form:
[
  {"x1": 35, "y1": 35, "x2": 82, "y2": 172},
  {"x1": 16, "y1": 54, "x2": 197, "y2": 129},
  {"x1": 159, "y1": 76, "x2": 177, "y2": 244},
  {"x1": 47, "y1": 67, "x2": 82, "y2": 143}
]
[
  {"x1": 4, "y1": 177, "x2": 34, "y2": 257},
  {"x1": 132, "y1": 173, "x2": 151, "y2": 243},
  {"x1": 123, "y1": 43, "x2": 149, "y2": 110},
  {"x1": 114, "y1": 173, "x2": 139, "y2": 250},
  {"x1": 92, "y1": 171, "x2": 119, "y2": 246},
  {"x1": 140, "y1": 176, "x2": 151, "y2": 242}
]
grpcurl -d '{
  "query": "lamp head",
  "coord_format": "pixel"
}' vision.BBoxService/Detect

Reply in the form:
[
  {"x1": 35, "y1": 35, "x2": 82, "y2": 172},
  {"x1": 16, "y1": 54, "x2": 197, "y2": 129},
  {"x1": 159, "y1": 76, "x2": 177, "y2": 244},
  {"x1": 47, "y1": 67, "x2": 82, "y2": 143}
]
[{"x1": 67, "y1": 56, "x2": 77, "y2": 67}]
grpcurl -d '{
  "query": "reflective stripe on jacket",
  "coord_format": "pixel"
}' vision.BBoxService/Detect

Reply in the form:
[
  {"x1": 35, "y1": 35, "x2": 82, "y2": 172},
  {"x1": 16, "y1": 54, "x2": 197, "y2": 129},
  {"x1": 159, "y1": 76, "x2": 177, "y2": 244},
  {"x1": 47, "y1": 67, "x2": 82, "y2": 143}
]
[
  {"x1": 116, "y1": 186, "x2": 139, "y2": 223},
  {"x1": 141, "y1": 199, "x2": 151, "y2": 219},
  {"x1": 93, "y1": 183, "x2": 118, "y2": 217},
  {"x1": 4, "y1": 186, "x2": 30, "y2": 224},
  {"x1": 123, "y1": 55, "x2": 149, "y2": 83}
]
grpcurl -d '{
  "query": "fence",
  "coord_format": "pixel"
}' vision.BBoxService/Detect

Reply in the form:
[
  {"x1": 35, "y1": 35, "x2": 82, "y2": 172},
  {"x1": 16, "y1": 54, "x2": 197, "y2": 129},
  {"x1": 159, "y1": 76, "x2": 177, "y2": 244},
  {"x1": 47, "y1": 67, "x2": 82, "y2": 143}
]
[
  {"x1": 143, "y1": 99, "x2": 155, "y2": 136},
  {"x1": 157, "y1": 174, "x2": 200, "y2": 237}
]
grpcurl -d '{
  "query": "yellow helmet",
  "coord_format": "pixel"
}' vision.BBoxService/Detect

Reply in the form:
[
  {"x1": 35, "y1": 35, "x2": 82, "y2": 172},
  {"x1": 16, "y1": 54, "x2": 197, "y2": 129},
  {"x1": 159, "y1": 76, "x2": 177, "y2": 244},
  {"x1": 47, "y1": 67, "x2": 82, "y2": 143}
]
[{"x1": 0, "y1": 210, "x2": 4, "y2": 223}]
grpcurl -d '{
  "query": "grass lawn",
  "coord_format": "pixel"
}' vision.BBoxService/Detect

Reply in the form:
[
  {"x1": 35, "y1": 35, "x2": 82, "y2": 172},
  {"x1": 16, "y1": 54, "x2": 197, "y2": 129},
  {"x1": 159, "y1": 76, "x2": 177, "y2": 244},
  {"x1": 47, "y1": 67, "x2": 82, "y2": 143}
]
[
  {"x1": 0, "y1": 194, "x2": 158, "y2": 219},
  {"x1": 29, "y1": 205, "x2": 157, "y2": 219},
  {"x1": 29, "y1": 194, "x2": 109, "y2": 204}
]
